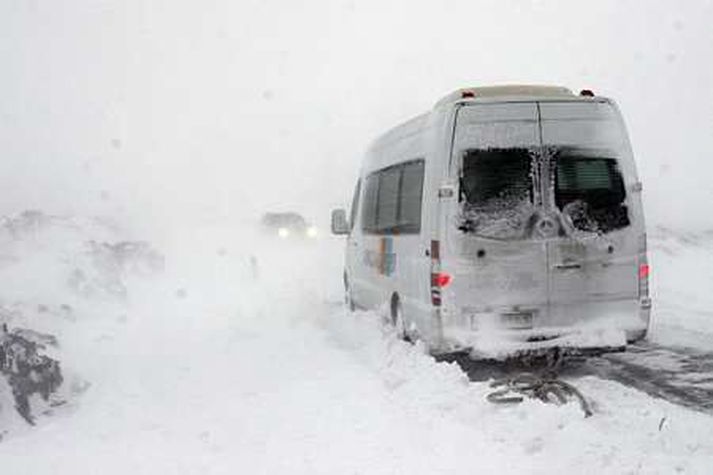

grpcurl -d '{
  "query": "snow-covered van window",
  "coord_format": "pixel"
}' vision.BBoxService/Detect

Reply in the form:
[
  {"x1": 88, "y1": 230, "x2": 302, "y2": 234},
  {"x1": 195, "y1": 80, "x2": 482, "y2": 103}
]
[
  {"x1": 554, "y1": 149, "x2": 630, "y2": 233},
  {"x1": 458, "y1": 148, "x2": 536, "y2": 240}
]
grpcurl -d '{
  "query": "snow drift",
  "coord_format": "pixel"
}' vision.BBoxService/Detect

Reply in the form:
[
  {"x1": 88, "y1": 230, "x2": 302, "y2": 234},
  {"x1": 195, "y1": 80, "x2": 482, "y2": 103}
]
[{"x1": 0, "y1": 213, "x2": 712, "y2": 474}]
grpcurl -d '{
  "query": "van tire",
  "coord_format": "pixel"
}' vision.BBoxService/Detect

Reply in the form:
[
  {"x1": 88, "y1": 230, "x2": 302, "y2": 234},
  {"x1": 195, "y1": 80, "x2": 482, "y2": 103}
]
[
  {"x1": 626, "y1": 329, "x2": 648, "y2": 344},
  {"x1": 390, "y1": 294, "x2": 411, "y2": 342},
  {"x1": 344, "y1": 273, "x2": 356, "y2": 312}
]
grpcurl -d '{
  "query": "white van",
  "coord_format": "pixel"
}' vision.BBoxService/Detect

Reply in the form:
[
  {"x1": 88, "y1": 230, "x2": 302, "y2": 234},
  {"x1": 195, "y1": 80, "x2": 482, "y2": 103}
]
[{"x1": 331, "y1": 85, "x2": 651, "y2": 358}]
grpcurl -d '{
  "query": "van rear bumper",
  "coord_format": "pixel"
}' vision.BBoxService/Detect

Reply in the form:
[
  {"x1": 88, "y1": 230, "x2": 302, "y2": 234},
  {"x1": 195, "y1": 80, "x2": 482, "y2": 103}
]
[{"x1": 433, "y1": 297, "x2": 651, "y2": 358}]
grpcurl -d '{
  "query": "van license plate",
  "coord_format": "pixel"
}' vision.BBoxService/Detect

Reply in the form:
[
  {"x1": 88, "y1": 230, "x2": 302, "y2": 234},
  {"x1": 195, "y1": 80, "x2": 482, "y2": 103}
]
[{"x1": 502, "y1": 313, "x2": 533, "y2": 330}]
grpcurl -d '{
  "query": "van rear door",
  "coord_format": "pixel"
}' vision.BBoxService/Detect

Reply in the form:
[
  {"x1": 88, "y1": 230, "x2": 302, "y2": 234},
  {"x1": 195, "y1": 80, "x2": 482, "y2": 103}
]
[
  {"x1": 539, "y1": 101, "x2": 638, "y2": 315},
  {"x1": 447, "y1": 103, "x2": 548, "y2": 318}
]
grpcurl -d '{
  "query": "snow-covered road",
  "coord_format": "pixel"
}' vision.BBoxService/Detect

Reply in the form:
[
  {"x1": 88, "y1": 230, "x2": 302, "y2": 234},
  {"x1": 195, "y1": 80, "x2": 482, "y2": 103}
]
[{"x1": 1, "y1": 220, "x2": 713, "y2": 473}]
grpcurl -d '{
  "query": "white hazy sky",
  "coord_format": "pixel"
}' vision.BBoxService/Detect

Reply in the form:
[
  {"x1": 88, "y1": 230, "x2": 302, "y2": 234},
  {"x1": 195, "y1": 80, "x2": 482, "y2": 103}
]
[{"x1": 2, "y1": 0, "x2": 712, "y2": 235}]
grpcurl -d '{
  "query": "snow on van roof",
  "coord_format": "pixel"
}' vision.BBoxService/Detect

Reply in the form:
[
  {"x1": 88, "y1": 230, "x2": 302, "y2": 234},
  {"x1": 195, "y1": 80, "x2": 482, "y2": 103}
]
[{"x1": 434, "y1": 85, "x2": 574, "y2": 108}]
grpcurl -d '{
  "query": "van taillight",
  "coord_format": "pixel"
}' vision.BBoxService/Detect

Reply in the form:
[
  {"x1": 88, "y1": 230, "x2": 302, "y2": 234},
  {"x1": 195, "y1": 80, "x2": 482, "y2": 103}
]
[
  {"x1": 430, "y1": 271, "x2": 452, "y2": 307},
  {"x1": 431, "y1": 272, "x2": 452, "y2": 288},
  {"x1": 461, "y1": 90, "x2": 476, "y2": 99},
  {"x1": 638, "y1": 263, "x2": 650, "y2": 298}
]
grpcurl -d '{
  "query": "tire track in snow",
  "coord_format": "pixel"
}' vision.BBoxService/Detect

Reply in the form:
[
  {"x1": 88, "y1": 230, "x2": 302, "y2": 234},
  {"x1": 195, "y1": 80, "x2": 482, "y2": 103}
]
[
  {"x1": 449, "y1": 340, "x2": 713, "y2": 415},
  {"x1": 585, "y1": 342, "x2": 713, "y2": 414}
]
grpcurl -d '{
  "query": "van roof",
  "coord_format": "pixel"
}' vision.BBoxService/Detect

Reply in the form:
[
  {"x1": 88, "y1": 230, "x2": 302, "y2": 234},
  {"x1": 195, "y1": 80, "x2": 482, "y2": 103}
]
[
  {"x1": 367, "y1": 85, "x2": 612, "y2": 165},
  {"x1": 434, "y1": 85, "x2": 577, "y2": 109}
]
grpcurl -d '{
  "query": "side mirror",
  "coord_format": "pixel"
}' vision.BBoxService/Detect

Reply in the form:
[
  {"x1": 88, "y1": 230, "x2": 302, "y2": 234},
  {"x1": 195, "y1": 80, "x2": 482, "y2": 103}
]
[{"x1": 331, "y1": 209, "x2": 349, "y2": 235}]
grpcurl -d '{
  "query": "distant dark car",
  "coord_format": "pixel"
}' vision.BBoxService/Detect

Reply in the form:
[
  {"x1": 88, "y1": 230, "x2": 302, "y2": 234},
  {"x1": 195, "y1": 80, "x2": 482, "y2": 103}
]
[{"x1": 260, "y1": 212, "x2": 318, "y2": 239}]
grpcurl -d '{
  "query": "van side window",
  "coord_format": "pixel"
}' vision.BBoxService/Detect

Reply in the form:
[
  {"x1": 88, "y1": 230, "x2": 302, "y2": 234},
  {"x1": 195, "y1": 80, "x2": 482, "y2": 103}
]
[
  {"x1": 361, "y1": 159, "x2": 425, "y2": 235},
  {"x1": 349, "y1": 180, "x2": 361, "y2": 231},
  {"x1": 361, "y1": 173, "x2": 380, "y2": 232},
  {"x1": 377, "y1": 167, "x2": 401, "y2": 232},
  {"x1": 398, "y1": 160, "x2": 425, "y2": 233}
]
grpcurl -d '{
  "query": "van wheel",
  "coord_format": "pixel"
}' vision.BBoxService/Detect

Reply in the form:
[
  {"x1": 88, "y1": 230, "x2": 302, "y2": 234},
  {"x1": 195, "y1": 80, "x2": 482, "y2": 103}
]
[
  {"x1": 344, "y1": 273, "x2": 356, "y2": 312},
  {"x1": 390, "y1": 295, "x2": 411, "y2": 342}
]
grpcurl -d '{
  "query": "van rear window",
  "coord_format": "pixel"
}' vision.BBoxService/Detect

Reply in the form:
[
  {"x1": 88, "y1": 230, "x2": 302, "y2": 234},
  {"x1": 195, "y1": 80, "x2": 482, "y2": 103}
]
[
  {"x1": 458, "y1": 148, "x2": 536, "y2": 240},
  {"x1": 460, "y1": 148, "x2": 533, "y2": 205},
  {"x1": 554, "y1": 151, "x2": 629, "y2": 233},
  {"x1": 457, "y1": 148, "x2": 630, "y2": 239}
]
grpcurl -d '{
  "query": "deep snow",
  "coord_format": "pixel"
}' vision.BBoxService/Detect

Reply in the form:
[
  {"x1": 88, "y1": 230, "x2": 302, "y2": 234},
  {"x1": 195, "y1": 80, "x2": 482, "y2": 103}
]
[
  {"x1": 0, "y1": 215, "x2": 712, "y2": 474},
  {"x1": 648, "y1": 226, "x2": 713, "y2": 350}
]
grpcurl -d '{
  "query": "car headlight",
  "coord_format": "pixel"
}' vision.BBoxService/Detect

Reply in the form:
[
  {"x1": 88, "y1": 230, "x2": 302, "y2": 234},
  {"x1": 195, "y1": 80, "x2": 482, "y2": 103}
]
[
  {"x1": 277, "y1": 227, "x2": 290, "y2": 238},
  {"x1": 306, "y1": 226, "x2": 318, "y2": 238}
]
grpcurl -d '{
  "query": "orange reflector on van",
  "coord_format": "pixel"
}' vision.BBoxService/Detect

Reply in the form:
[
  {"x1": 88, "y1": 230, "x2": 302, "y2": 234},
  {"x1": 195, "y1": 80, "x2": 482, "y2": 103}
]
[{"x1": 431, "y1": 272, "x2": 452, "y2": 288}]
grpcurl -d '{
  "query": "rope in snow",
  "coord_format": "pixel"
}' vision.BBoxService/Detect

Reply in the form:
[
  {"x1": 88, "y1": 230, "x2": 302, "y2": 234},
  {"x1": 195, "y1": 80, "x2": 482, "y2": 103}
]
[{"x1": 486, "y1": 371, "x2": 593, "y2": 418}]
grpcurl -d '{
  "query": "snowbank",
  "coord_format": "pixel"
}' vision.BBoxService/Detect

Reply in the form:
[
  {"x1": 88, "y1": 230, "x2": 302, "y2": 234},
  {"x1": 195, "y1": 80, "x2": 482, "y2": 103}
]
[
  {"x1": 0, "y1": 218, "x2": 711, "y2": 474},
  {"x1": 649, "y1": 226, "x2": 713, "y2": 348},
  {"x1": 0, "y1": 212, "x2": 163, "y2": 436}
]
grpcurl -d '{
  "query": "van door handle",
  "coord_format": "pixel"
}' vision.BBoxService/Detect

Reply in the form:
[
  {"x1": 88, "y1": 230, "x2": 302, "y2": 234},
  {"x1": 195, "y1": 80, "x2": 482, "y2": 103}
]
[{"x1": 554, "y1": 262, "x2": 582, "y2": 270}]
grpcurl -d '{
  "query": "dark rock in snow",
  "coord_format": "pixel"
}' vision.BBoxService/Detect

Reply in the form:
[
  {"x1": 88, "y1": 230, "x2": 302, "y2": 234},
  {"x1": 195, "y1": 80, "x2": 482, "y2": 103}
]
[{"x1": 0, "y1": 324, "x2": 63, "y2": 425}]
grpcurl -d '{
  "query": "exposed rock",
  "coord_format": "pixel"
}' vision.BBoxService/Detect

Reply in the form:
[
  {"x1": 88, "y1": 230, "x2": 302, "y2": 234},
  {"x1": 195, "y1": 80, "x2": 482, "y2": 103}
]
[{"x1": 0, "y1": 324, "x2": 63, "y2": 425}]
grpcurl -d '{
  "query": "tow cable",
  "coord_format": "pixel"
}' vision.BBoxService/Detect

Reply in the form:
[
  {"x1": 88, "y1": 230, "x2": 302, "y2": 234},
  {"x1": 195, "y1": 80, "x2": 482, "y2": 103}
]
[
  {"x1": 484, "y1": 349, "x2": 593, "y2": 418},
  {"x1": 486, "y1": 372, "x2": 593, "y2": 417}
]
